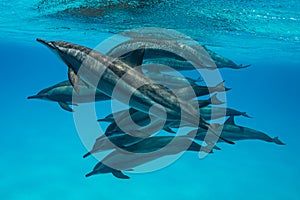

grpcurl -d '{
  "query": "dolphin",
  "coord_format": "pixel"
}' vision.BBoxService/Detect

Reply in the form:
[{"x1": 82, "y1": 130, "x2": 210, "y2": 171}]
[
  {"x1": 85, "y1": 135, "x2": 213, "y2": 179},
  {"x1": 199, "y1": 106, "x2": 251, "y2": 120},
  {"x1": 36, "y1": 38, "x2": 218, "y2": 134},
  {"x1": 203, "y1": 46, "x2": 251, "y2": 69},
  {"x1": 195, "y1": 116, "x2": 285, "y2": 145},
  {"x1": 142, "y1": 46, "x2": 251, "y2": 70},
  {"x1": 85, "y1": 162, "x2": 130, "y2": 179},
  {"x1": 27, "y1": 80, "x2": 110, "y2": 112},
  {"x1": 106, "y1": 38, "x2": 217, "y2": 70},
  {"x1": 106, "y1": 37, "x2": 248, "y2": 71},
  {"x1": 98, "y1": 105, "x2": 250, "y2": 124}
]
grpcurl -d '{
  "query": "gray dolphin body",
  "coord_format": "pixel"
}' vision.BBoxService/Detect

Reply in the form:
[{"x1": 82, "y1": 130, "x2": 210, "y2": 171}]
[
  {"x1": 27, "y1": 80, "x2": 110, "y2": 112},
  {"x1": 106, "y1": 38, "x2": 216, "y2": 70},
  {"x1": 203, "y1": 46, "x2": 250, "y2": 69},
  {"x1": 195, "y1": 116, "x2": 285, "y2": 145},
  {"x1": 199, "y1": 106, "x2": 251, "y2": 120},
  {"x1": 37, "y1": 38, "x2": 209, "y2": 129},
  {"x1": 85, "y1": 135, "x2": 212, "y2": 179},
  {"x1": 106, "y1": 38, "x2": 248, "y2": 70}
]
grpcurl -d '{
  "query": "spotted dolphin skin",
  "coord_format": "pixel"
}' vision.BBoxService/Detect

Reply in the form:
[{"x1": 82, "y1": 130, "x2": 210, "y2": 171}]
[
  {"x1": 36, "y1": 38, "x2": 218, "y2": 135},
  {"x1": 27, "y1": 80, "x2": 110, "y2": 112},
  {"x1": 195, "y1": 116, "x2": 285, "y2": 145}
]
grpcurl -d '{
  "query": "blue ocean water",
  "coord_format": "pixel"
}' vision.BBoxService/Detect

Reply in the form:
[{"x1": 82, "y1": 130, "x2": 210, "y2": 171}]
[{"x1": 1, "y1": 1, "x2": 300, "y2": 200}]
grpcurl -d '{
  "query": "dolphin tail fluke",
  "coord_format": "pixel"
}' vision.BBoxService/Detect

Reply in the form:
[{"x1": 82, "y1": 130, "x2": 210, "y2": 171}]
[
  {"x1": 112, "y1": 170, "x2": 130, "y2": 179},
  {"x1": 83, "y1": 152, "x2": 91, "y2": 158},
  {"x1": 273, "y1": 137, "x2": 285, "y2": 145},
  {"x1": 27, "y1": 95, "x2": 41, "y2": 99}
]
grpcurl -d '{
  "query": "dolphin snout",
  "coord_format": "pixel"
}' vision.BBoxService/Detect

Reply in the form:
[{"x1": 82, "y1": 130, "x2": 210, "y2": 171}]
[
  {"x1": 27, "y1": 95, "x2": 40, "y2": 99},
  {"x1": 36, "y1": 38, "x2": 56, "y2": 49}
]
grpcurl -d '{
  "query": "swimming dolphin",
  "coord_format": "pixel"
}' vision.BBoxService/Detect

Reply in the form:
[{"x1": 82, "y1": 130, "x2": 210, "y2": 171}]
[
  {"x1": 106, "y1": 38, "x2": 217, "y2": 70},
  {"x1": 36, "y1": 38, "x2": 219, "y2": 135},
  {"x1": 85, "y1": 162, "x2": 130, "y2": 179},
  {"x1": 195, "y1": 116, "x2": 285, "y2": 145},
  {"x1": 106, "y1": 37, "x2": 248, "y2": 71},
  {"x1": 27, "y1": 80, "x2": 110, "y2": 112},
  {"x1": 199, "y1": 106, "x2": 251, "y2": 120},
  {"x1": 203, "y1": 46, "x2": 251, "y2": 69},
  {"x1": 98, "y1": 105, "x2": 250, "y2": 124},
  {"x1": 85, "y1": 135, "x2": 213, "y2": 179},
  {"x1": 143, "y1": 47, "x2": 250, "y2": 70}
]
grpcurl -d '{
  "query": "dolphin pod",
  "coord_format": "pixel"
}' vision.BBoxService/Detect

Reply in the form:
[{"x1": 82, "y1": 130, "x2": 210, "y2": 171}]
[{"x1": 30, "y1": 36, "x2": 284, "y2": 179}]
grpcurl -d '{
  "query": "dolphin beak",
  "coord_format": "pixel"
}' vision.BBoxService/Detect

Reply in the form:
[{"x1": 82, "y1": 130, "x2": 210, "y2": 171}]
[
  {"x1": 27, "y1": 95, "x2": 40, "y2": 99},
  {"x1": 36, "y1": 38, "x2": 56, "y2": 49}
]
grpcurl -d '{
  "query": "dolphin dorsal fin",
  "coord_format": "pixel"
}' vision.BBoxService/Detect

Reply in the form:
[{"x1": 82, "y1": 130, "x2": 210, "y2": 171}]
[
  {"x1": 225, "y1": 116, "x2": 235, "y2": 125},
  {"x1": 119, "y1": 47, "x2": 145, "y2": 68}
]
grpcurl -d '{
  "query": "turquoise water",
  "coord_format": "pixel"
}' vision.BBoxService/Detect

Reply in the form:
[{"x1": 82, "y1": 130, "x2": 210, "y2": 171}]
[{"x1": 1, "y1": 1, "x2": 300, "y2": 200}]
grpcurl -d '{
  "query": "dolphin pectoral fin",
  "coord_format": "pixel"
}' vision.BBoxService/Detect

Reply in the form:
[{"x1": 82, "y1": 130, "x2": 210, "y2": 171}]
[
  {"x1": 68, "y1": 68, "x2": 80, "y2": 93},
  {"x1": 119, "y1": 47, "x2": 145, "y2": 68},
  {"x1": 58, "y1": 102, "x2": 73, "y2": 112},
  {"x1": 112, "y1": 170, "x2": 130, "y2": 179},
  {"x1": 219, "y1": 136, "x2": 235, "y2": 144}
]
